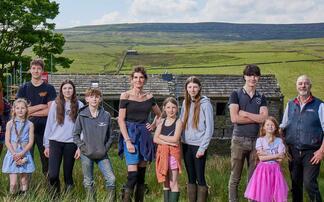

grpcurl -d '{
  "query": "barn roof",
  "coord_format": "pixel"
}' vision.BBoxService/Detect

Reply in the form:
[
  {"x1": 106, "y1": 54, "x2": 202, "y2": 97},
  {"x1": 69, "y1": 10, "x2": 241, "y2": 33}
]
[{"x1": 48, "y1": 74, "x2": 283, "y2": 99}]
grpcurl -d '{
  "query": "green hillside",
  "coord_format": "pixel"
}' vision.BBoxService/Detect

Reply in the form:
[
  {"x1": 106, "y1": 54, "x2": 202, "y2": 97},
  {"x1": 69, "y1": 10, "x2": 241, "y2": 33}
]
[{"x1": 56, "y1": 31, "x2": 324, "y2": 102}]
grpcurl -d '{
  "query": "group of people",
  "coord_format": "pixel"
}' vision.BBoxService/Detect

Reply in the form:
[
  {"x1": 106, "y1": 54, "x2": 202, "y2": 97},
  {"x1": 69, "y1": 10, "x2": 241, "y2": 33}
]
[
  {"x1": 228, "y1": 65, "x2": 324, "y2": 202},
  {"x1": 0, "y1": 58, "x2": 323, "y2": 202}
]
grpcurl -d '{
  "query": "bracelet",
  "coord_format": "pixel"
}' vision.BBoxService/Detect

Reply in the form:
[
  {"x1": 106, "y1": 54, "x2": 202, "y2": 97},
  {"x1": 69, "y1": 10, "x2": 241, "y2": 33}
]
[{"x1": 125, "y1": 138, "x2": 131, "y2": 143}]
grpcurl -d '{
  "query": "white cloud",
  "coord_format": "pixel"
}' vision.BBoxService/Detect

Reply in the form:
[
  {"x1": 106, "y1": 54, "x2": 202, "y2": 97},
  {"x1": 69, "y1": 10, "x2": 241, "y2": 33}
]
[
  {"x1": 199, "y1": 0, "x2": 324, "y2": 23},
  {"x1": 130, "y1": 0, "x2": 198, "y2": 17},
  {"x1": 91, "y1": 11, "x2": 131, "y2": 25},
  {"x1": 91, "y1": 0, "x2": 324, "y2": 26}
]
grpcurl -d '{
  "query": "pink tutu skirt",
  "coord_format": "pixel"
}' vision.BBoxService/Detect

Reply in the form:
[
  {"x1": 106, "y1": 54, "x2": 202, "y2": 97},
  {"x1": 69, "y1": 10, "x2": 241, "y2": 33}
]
[{"x1": 244, "y1": 161, "x2": 288, "y2": 202}]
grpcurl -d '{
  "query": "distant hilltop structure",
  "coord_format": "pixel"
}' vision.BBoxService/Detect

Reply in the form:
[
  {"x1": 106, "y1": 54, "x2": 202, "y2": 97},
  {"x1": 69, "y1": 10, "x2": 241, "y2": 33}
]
[{"x1": 126, "y1": 50, "x2": 138, "y2": 55}]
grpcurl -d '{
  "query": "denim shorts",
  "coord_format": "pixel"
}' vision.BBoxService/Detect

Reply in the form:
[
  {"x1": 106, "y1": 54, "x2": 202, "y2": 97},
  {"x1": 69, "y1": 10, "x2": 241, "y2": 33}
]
[{"x1": 123, "y1": 140, "x2": 144, "y2": 165}]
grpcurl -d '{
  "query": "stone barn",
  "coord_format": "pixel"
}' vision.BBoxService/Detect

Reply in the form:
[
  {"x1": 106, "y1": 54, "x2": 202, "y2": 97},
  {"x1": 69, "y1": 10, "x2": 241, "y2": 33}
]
[{"x1": 48, "y1": 74, "x2": 283, "y2": 140}]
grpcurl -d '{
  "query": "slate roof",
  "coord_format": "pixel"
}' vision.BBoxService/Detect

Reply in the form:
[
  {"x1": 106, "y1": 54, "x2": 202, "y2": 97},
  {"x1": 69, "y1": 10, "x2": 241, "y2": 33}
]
[{"x1": 48, "y1": 74, "x2": 282, "y2": 99}]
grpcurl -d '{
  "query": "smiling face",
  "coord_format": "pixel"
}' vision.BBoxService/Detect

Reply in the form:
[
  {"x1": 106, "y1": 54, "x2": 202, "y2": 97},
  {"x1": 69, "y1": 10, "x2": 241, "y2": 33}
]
[
  {"x1": 164, "y1": 101, "x2": 178, "y2": 118},
  {"x1": 186, "y1": 82, "x2": 200, "y2": 99},
  {"x1": 86, "y1": 94, "x2": 101, "y2": 108},
  {"x1": 244, "y1": 75, "x2": 260, "y2": 88},
  {"x1": 296, "y1": 76, "x2": 311, "y2": 97},
  {"x1": 30, "y1": 64, "x2": 43, "y2": 80},
  {"x1": 14, "y1": 102, "x2": 28, "y2": 120},
  {"x1": 131, "y1": 72, "x2": 146, "y2": 89},
  {"x1": 264, "y1": 119, "x2": 276, "y2": 135},
  {"x1": 62, "y1": 83, "x2": 74, "y2": 100}
]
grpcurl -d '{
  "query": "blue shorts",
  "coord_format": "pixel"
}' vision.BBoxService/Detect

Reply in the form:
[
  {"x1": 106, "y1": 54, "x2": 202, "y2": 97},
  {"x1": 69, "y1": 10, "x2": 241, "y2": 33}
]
[{"x1": 123, "y1": 140, "x2": 144, "y2": 165}]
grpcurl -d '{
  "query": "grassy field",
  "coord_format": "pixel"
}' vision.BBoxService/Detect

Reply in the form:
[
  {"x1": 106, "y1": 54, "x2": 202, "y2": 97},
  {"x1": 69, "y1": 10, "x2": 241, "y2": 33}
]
[
  {"x1": 0, "y1": 146, "x2": 323, "y2": 201},
  {"x1": 56, "y1": 36, "x2": 324, "y2": 103}
]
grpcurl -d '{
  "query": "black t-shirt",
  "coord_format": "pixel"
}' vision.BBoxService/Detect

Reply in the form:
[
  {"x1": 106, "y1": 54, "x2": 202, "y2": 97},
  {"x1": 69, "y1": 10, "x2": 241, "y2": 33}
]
[
  {"x1": 119, "y1": 97, "x2": 156, "y2": 123},
  {"x1": 17, "y1": 81, "x2": 57, "y2": 125},
  {"x1": 228, "y1": 88, "x2": 267, "y2": 138}
]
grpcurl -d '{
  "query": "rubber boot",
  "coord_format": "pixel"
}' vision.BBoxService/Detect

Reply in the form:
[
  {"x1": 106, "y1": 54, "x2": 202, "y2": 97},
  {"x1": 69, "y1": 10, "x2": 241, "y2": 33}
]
[
  {"x1": 163, "y1": 189, "x2": 170, "y2": 202},
  {"x1": 197, "y1": 185, "x2": 208, "y2": 202},
  {"x1": 85, "y1": 186, "x2": 96, "y2": 202},
  {"x1": 187, "y1": 184, "x2": 197, "y2": 202},
  {"x1": 122, "y1": 186, "x2": 134, "y2": 202},
  {"x1": 106, "y1": 187, "x2": 116, "y2": 202},
  {"x1": 169, "y1": 192, "x2": 180, "y2": 202},
  {"x1": 135, "y1": 184, "x2": 146, "y2": 202}
]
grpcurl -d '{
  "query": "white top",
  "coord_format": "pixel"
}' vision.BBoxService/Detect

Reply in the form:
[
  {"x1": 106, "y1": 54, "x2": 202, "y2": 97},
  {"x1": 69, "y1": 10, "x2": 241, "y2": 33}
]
[{"x1": 43, "y1": 100, "x2": 84, "y2": 148}]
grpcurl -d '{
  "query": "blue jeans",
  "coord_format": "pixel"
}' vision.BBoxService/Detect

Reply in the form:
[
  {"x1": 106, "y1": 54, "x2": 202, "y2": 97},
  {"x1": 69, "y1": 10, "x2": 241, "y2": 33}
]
[
  {"x1": 288, "y1": 146, "x2": 322, "y2": 202},
  {"x1": 80, "y1": 154, "x2": 116, "y2": 188}
]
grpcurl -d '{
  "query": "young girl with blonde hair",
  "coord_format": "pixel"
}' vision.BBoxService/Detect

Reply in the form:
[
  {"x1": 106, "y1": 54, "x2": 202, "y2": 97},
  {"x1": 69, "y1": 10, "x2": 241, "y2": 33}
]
[
  {"x1": 2, "y1": 98, "x2": 35, "y2": 194},
  {"x1": 154, "y1": 97, "x2": 182, "y2": 202}
]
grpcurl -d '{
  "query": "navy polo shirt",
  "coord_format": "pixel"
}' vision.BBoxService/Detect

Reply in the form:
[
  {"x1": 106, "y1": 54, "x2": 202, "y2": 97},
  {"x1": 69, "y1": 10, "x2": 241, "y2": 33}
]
[{"x1": 229, "y1": 88, "x2": 267, "y2": 138}]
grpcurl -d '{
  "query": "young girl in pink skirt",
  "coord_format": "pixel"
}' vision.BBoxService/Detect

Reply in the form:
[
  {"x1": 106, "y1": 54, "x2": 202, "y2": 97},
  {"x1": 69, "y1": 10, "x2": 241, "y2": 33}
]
[{"x1": 244, "y1": 116, "x2": 289, "y2": 202}]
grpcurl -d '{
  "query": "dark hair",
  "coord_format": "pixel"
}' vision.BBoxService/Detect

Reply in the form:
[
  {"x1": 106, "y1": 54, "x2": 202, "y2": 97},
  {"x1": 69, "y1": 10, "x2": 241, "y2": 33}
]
[
  {"x1": 30, "y1": 58, "x2": 45, "y2": 70},
  {"x1": 85, "y1": 87, "x2": 102, "y2": 97},
  {"x1": 56, "y1": 80, "x2": 78, "y2": 125},
  {"x1": 183, "y1": 76, "x2": 202, "y2": 129},
  {"x1": 243, "y1": 64, "x2": 261, "y2": 76},
  {"x1": 130, "y1": 66, "x2": 148, "y2": 80},
  {"x1": 161, "y1": 97, "x2": 178, "y2": 118}
]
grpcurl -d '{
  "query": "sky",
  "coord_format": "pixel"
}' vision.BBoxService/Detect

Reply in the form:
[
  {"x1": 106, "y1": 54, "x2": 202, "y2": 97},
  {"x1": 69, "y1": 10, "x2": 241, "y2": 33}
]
[{"x1": 53, "y1": 0, "x2": 324, "y2": 29}]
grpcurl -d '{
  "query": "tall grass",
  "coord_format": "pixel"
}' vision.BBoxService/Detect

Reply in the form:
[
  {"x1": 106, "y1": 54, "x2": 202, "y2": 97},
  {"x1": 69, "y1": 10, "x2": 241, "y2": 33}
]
[{"x1": 0, "y1": 145, "x2": 323, "y2": 201}]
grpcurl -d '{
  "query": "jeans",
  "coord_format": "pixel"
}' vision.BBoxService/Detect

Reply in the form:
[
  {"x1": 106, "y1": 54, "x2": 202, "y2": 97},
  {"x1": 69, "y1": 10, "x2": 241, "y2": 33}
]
[
  {"x1": 182, "y1": 143, "x2": 207, "y2": 186},
  {"x1": 288, "y1": 146, "x2": 322, "y2": 202},
  {"x1": 228, "y1": 136, "x2": 257, "y2": 202},
  {"x1": 48, "y1": 140, "x2": 77, "y2": 189},
  {"x1": 80, "y1": 154, "x2": 116, "y2": 189}
]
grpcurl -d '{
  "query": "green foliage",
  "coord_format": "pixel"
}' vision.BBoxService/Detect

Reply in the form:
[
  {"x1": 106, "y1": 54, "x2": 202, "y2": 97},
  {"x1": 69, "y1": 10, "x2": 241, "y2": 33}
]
[{"x1": 0, "y1": 0, "x2": 72, "y2": 82}]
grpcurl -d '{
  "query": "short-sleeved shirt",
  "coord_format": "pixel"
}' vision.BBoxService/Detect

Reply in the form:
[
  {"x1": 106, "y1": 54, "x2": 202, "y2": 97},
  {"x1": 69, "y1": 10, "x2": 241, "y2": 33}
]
[
  {"x1": 256, "y1": 136, "x2": 285, "y2": 162},
  {"x1": 17, "y1": 81, "x2": 56, "y2": 126},
  {"x1": 119, "y1": 97, "x2": 156, "y2": 123},
  {"x1": 229, "y1": 88, "x2": 267, "y2": 138}
]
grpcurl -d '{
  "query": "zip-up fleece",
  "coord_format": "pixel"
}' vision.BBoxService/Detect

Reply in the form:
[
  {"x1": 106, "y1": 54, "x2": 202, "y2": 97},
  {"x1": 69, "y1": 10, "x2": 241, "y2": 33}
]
[
  {"x1": 180, "y1": 96, "x2": 214, "y2": 153},
  {"x1": 73, "y1": 105, "x2": 112, "y2": 159}
]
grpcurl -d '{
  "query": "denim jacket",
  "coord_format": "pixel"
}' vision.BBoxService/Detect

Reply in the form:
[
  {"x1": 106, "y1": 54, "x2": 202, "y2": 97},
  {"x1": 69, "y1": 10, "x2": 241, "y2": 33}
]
[{"x1": 118, "y1": 121, "x2": 156, "y2": 162}]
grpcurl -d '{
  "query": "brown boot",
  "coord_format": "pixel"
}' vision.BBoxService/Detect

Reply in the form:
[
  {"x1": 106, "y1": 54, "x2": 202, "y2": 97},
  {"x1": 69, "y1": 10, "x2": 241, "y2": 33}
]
[
  {"x1": 134, "y1": 184, "x2": 146, "y2": 202},
  {"x1": 197, "y1": 185, "x2": 208, "y2": 202},
  {"x1": 187, "y1": 183, "x2": 197, "y2": 202}
]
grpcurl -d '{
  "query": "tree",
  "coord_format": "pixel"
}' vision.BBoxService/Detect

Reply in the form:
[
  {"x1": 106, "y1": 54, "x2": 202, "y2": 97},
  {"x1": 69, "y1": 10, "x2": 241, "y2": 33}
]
[{"x1": 0, "y1": 0, "x2": 73, "y2": 85}]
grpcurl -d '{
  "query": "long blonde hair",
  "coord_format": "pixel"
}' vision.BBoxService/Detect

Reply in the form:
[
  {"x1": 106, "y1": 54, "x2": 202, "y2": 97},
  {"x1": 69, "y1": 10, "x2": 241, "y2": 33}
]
[{"x1": 183, "y1": 76, "x2": 202, "y2": 129}]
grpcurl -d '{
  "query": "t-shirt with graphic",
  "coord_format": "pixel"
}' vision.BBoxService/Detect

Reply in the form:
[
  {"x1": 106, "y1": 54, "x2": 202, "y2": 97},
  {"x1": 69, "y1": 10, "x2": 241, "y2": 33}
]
[
  {"x1": 17, "y1": 81, "x2": 56, "y2": 126},
  {"x1": 255, "y1": 136, "x2": 285, "y2": 163}
]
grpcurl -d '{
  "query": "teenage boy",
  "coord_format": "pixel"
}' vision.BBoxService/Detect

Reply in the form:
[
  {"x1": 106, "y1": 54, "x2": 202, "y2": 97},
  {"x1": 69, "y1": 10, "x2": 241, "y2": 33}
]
[
  {"x1": 73, "y1": 87, "x2": 116, "y2": 201},
  {"x1": 228, "y1": 64, "x2": 268, "y2": 202},
  {"x1": 17, "y1": 58, "x2": 57, "y2": 175}
]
